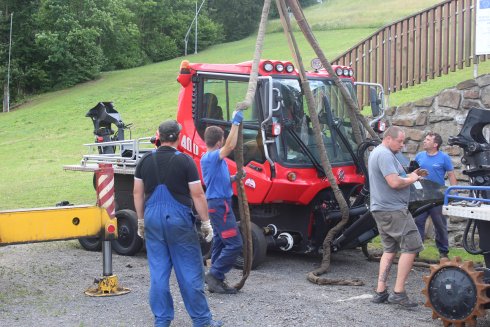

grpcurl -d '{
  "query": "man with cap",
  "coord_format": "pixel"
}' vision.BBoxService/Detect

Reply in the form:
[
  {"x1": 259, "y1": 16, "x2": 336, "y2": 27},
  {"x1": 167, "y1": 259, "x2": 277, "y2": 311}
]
[
  {"x1": 133, "y1": 119, "x2": 222, "y2": 327},
  {"x1": 200, "y1": 110, "x2": 244, "y2": 294}
]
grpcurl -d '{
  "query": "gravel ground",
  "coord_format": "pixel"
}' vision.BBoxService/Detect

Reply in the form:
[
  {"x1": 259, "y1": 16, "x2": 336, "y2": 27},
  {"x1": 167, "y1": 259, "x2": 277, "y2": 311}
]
[{"x1": 0, "y1": 241, "x2": 489, "y2": 327}]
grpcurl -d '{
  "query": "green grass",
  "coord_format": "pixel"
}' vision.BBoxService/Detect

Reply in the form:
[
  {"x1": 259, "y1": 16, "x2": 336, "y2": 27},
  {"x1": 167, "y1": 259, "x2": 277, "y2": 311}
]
[
  {"x1": 367, "y1": 237, "x2": 485, "y2": 263},
  {"x1": 0, "y1": 0, "x2": 484, "y2": 210},
  {"x1": 389, "y1": 61, "x2": 490, "y2": 107}
]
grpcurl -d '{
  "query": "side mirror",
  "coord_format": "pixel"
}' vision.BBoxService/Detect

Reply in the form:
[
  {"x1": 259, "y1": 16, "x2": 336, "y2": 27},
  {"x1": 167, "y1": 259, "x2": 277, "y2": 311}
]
[{"x1": 369, "y1": 86, "x2": 381, "y2": 117}]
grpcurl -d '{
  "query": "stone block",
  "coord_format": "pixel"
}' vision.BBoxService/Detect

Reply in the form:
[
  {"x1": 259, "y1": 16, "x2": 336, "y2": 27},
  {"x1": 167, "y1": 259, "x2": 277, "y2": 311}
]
[
  {"x1": 415, "y1": 112, "x2": 428, "y2": 125},
  {"x1": 438, "y1": 90, "x2": 462, "y2": 109},
  {"x1": 392, "y1": 118, "x2": 415, "y2": 127},
  {"x1": 456, "y1": 79, "x2": 478, "y2": 90},
  {"x1": 476, "y1": 74, "x2": 490, "y2": 87},
  {"x1": 461, "y1": 99, "x2": 482, "y2": 110},
  {"x1": 414, "y1": 96, "x2": 434, "y2": 107},
  {"x1": 404, "y1": 128, "x2": 425, "y2": 141},
  {"x1": 442, "y1": 145, "x2": 462, "y2": 156},
  {"x1": 463, "y1": 89, "x2": 480, "y2": 99},
  {"x1": 402, "y1": 141, "x2": 419, "y2": 154},
  {"x1": 481, "y1": 85, "x2": 490, "y2": 108},
  {"x1": 396, "y1": 102, "x2": 415, "y2": 115}
]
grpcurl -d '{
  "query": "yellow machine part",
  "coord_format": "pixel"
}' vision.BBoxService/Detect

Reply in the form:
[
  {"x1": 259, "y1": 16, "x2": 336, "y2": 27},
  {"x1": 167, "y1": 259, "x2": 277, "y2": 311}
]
[
  {"x1": 85, "y1": 275, "x2": 130, "y2": 297},
  {"x1": 0, "y1": 205, "x2": 117, "y2": 245}
]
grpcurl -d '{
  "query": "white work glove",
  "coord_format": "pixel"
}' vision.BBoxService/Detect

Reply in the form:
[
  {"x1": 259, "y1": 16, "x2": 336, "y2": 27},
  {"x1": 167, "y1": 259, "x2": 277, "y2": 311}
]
[
  {"x1": 201, "y1": 220, "x2": 214, "y2": 243},
  {"x1": 137, "y1": 219, "x2": 145, "y2": 239}
]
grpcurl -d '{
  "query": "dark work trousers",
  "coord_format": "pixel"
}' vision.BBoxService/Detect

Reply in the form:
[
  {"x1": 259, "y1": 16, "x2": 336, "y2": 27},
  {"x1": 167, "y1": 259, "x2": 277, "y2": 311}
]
[
  {"x1": 144, "y1": 184, "x2": 212, "y2": 327},
  {"x1": 208, "y1": 198, "x2": 243, "y2": 281},
  {"x1": 414, "y1": 204, "x2": 449, "y2": 254}
]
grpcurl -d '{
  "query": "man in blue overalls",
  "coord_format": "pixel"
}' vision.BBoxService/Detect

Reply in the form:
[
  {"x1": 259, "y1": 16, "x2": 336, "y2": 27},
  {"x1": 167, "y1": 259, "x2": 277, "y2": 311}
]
[
  {"x1": 201, "y1": 110, "x2": 244, "y2": 294},
  {"x1": 133, "y1": 120, "x2": 222, "y2": 327}
]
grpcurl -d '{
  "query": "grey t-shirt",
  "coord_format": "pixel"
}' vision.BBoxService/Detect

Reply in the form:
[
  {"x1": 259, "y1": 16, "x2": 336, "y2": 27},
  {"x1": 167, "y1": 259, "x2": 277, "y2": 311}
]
[{"x1": 368, "y1": 144, "x2": 410, "y2": 211}]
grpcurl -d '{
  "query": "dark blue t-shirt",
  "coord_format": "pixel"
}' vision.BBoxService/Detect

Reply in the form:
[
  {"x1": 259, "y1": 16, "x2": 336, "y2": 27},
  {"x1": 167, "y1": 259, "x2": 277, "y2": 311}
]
[{"x1": 200, "y1": 150, "x2": 233, "y2": 199}]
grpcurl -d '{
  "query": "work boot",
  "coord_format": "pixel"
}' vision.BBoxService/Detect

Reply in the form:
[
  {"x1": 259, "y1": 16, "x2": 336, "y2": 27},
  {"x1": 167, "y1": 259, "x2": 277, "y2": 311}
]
[
  {"x1": 371, "y1": 289, "x2": 389, "y2": 303},
  {"x1": 205, "y1": 272, "x2": 226, "y2": 293},
  {"x1": 439, "y1": 252, "x2": 449, "y2": 259},
  {"x1": 388, "y1": 291, "x2": 418, "y2": 308},
  {"x1": 220, "y1": 280, "x2": 238, "y2": 294}
]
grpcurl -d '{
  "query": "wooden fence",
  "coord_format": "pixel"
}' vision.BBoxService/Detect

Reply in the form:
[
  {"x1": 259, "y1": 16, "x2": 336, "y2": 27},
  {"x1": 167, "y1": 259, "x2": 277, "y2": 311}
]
[{"x1": 331, "y1": 0, "x2": 489, "y2": 106}]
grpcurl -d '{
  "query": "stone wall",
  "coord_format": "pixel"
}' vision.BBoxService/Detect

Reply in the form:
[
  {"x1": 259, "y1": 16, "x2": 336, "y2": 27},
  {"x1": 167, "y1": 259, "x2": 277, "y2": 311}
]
[{"x1": 384, "y1": 73, "x2": 490, "y2": 246}]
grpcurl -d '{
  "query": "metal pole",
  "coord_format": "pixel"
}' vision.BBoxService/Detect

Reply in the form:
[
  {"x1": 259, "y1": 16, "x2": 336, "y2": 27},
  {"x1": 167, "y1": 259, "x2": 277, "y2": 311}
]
[
  {"x1": 183, "y1": 0, "x2": 204, "y2": 56},
  {"x1": 5, "y1": 13, "x2": 13, "y2": 113},
  {"x1": 194, "y1": 1, "x2": 198, "y2": 54},
  {"x1": 102, "y1": 241, "x2": 113, "y2": 276}
]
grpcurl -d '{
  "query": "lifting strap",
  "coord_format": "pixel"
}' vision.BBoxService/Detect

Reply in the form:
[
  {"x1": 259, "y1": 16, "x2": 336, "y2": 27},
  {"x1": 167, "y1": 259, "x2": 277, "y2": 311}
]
[
  {"x1": 233, "y1": 0, "x2": 273, "y2": 291},
  {"x1": 278, "y1": 0, "x2": 376, "y2": 285}
]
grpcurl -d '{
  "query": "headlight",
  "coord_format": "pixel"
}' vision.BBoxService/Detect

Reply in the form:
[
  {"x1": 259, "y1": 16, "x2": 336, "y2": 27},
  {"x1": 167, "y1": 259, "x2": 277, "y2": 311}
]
[
  {"x1": 276, "y1": 63, "x2": 284, "y2": 72},
  {"x1": 335, "y1": 67, "x2": 343, "y2": 76},
  {"x1": 311, "y1": 58, "x2": 322, "y2": 70},
  {"x1": 263, "y1": 61, "x2": 274, "y2": 72}
]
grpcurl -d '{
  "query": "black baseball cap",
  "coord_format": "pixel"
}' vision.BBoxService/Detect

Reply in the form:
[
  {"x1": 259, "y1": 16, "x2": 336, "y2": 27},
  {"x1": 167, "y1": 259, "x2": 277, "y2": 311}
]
[{"x1": 158, "y1": 120, "x2": 182, "y2": 142}]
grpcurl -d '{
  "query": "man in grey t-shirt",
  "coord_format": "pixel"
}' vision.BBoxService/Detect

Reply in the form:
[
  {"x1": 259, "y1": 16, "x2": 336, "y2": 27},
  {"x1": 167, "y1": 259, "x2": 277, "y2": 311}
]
[{"x1": 368, "y1": 126, "x2": 427, "y2": 308}]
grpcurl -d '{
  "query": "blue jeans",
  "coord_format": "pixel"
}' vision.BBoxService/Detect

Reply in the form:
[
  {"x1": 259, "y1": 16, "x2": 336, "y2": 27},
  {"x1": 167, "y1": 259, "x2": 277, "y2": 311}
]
[
  {"x1": 414, "y1": 205, "x2": 449, "y2": 254},
  {"x1": 208, "y1": 198, "x2": 243, "y2": 281},
  {"x1": 145, "y1": 184, "x2": 212, "y2": 327}
]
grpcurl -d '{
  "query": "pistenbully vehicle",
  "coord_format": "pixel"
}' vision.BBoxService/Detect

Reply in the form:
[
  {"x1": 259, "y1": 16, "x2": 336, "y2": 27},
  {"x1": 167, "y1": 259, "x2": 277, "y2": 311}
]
[{"x1": 65, "y1": 59, "x2": 444, "y2": 268}]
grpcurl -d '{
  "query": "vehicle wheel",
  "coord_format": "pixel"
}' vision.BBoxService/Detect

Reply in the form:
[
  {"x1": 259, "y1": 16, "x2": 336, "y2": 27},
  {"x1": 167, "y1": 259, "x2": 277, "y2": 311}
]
[
  {"x1": 112, "y1": 209, "x2": 143, "y2": 256},
  {"x1": 78, "y1": 237, "x2": 102, "y2": 251},
  {"x1": 234, "y1": 222, "x2": 267, "y2": 270}
]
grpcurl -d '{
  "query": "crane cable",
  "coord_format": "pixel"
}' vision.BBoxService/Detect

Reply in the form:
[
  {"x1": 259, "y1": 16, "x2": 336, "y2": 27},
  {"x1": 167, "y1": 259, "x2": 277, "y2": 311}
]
[{"x1": 233, "y1": 0, "x2": 272, "y2": 290}]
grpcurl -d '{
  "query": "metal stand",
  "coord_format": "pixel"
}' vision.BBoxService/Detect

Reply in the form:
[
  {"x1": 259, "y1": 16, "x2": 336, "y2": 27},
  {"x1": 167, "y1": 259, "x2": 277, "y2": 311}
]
[{"x1": 85, "y1": 164, "x2": 130, "y2": 297}]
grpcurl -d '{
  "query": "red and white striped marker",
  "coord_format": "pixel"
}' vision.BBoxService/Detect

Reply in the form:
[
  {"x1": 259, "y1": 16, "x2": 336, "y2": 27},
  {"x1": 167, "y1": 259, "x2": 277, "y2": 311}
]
[{"x1": 95, "y1": 164, "x2": 115, "y2": 218}]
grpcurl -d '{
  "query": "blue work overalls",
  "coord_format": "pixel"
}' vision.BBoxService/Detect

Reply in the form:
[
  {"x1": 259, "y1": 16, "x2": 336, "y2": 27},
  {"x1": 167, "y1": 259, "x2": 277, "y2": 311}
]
[
  {"x1": 144, "y1": 152, "x2": 212, "y2": 327},
  {"x1": 208, "y1": 198, "x2": 243, "y2": 281}
]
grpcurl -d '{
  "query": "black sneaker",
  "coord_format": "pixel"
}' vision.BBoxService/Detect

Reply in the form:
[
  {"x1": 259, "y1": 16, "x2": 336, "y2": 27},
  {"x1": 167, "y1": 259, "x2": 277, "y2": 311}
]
[
  {"x1": 371, "y1": 289, "x2": 389, "y2": 303},
  {"x1": 439, "y1": 252, "x2": 449, "y2": 259},
  {"x1": 388, "y1": 291, "x2": 418, "y2": 308}
]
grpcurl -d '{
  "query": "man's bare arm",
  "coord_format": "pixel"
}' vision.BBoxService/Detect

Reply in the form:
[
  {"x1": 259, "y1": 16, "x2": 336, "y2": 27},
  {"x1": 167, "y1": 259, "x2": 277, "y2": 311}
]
[
  {"x1": 189, "y1": 182, "x2": 210, "y2": 221},
  {"x1": 385, "y1": 170, "x2": 421, "y2": 189},
  {"x1": 219, "y1": 124, "x2": 239, "y2": 159},
  {"x1": 133, "y1": 178, "x2": 145, "y2": 220},
  {"x1": 447, "y1": 170, "x2": 458, "y2": 186}
]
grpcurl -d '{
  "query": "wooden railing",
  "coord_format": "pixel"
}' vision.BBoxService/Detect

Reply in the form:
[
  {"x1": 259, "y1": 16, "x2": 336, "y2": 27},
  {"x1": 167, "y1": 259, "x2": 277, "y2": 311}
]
[{"x1": 331, "y1": 0, "x2": 489, "y2": 106}]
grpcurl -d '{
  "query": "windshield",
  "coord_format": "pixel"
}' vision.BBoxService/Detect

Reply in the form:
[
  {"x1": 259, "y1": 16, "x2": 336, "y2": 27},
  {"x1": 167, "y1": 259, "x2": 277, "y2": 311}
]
[{"x1": 273, "y1": 78, "x2": 359, "y2": 166}]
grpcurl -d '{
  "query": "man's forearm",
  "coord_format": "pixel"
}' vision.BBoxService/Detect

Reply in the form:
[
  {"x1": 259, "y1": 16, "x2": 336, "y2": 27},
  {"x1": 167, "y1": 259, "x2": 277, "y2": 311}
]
[
  {"x1": 192, "y1": 193, "x2": 210, "y2": 221},
  {"x1": 133, "y1": 180, "x2": 145, "y2": 220}
]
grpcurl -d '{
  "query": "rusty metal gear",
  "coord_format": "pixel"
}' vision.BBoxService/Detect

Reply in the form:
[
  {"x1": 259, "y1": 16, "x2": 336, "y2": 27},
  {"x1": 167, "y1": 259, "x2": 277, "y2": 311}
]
[{"x1": 422, "y1": 256, "x2": 490, "y2": 327}]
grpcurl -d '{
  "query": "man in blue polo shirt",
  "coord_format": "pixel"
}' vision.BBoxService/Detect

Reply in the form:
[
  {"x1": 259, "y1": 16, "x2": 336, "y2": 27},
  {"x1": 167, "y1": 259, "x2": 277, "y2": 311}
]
[
  {"x1": 414, "y1": 132, "x2": 457, "y2": 258},
  {"x1": 200, "y1": 110, "x2": 244, "y2": 294}
]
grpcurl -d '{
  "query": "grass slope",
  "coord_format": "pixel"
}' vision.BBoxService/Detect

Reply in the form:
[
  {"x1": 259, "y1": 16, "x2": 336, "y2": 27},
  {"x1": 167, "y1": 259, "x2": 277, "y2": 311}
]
[{"x1": 1, "y1": 0, "x2": 487, "y2": 210}]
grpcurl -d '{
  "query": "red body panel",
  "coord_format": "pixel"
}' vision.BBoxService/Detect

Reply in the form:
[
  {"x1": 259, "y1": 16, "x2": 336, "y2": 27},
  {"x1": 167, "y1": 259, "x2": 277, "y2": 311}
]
[{"x1": 176, "y1": 60, "x2": 362, "y2": 206}]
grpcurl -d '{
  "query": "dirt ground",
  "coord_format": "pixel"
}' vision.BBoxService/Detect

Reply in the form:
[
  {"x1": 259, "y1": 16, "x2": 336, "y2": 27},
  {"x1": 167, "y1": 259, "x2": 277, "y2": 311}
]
[{"x1": 0, "y1": 240, "x2": 489, "y2": 327}]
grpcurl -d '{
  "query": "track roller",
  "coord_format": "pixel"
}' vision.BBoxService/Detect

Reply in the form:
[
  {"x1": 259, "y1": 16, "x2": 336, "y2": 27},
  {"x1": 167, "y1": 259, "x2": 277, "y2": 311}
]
[{"x1": 422, "y1": 256, "x2": 490, "y2": 327}]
